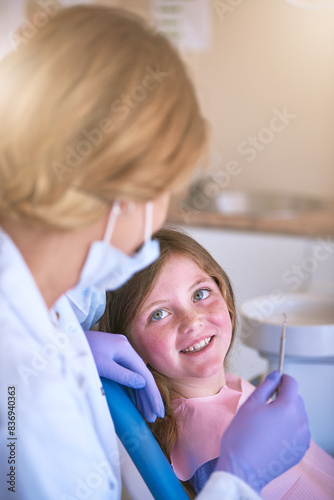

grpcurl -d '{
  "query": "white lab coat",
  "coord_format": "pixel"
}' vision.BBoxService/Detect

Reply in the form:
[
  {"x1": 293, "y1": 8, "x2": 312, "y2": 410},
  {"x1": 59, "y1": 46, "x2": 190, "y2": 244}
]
[
  {"x1": 0, "y1": 228, "x2": 121, "y2": 500},
  {"x1": 0, "y1": 228, "x2": 260, "y2": 500}
]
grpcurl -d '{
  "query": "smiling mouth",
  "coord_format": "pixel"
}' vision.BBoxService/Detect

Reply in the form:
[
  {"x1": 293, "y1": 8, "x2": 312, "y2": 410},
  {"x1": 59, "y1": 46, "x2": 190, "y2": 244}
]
[{"x1": 180, "y1": 336, "x2": 213, "y2": 354}]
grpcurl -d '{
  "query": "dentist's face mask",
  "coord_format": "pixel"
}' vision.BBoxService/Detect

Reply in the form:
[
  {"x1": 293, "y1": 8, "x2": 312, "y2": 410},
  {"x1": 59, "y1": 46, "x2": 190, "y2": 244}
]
[{"x1": 75, "y1": 201, "x2": 160, "y2": 292}]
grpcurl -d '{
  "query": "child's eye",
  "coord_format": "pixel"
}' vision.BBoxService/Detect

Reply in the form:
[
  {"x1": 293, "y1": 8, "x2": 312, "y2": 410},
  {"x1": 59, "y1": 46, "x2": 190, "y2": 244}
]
[
  {"x1": 150, "y1": 309, "x2": 168, "y2": 322},
  {"x1": 193, "y1": 289, "x2": 210, "y2": 301}
]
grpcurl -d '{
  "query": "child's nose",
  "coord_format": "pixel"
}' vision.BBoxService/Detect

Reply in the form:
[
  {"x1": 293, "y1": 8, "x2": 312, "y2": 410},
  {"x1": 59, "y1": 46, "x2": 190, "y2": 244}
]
[{"x1": 178, "y1": 310, "x2": 203, "y2": 335}]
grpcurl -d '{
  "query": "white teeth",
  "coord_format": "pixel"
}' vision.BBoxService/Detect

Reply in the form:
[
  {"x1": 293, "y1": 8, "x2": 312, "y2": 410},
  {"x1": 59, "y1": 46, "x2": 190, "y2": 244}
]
[{"x1": 181, "y1": 336, "x2": 212, "y2": 353}]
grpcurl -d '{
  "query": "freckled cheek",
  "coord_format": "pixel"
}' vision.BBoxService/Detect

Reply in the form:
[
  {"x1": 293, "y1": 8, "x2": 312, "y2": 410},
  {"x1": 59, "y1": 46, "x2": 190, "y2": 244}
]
[
  {"x1": 208, "y1": 310, "x2": 232, "y2": 339},
  {"x1": 208, "y1": 308, "x2": 231, "y2": 327},
  {"x1": 137, "y1": 332, "x2": 174, "y2": 367}
]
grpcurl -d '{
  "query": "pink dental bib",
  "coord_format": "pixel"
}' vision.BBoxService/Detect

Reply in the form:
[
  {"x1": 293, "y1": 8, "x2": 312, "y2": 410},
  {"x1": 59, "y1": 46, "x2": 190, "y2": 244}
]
[
  {"x1": 170, "y1": 373, "x2": 334, "y2": 499},
  {"x1": 170, "y1": 373, "x2": 252, "y2": 481}
]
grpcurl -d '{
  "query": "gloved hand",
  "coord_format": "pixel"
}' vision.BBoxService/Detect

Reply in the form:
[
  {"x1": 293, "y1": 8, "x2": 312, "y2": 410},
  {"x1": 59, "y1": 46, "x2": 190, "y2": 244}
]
[
  {"x1": 85, "y1": 330, "x2": 165, "y2": 422},
  {"x1": 215, "y1": 371, "x2": 310, "y2": 493}
]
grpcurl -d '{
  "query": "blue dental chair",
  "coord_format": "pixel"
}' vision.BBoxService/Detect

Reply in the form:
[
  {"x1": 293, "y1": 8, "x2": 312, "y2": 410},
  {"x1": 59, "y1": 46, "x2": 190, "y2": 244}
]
[{"x1": 101, "y1": 377, "x2": 189, "y2": 500}]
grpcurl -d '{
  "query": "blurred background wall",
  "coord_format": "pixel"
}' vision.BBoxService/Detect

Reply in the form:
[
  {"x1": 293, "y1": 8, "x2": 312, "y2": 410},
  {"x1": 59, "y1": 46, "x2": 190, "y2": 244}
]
[
  {"x1": 3, "y1": 0, "x2": 334, "y2": 201},
  {"x1": 94, "y1": 0, "x2": 334, "y2": 200}
]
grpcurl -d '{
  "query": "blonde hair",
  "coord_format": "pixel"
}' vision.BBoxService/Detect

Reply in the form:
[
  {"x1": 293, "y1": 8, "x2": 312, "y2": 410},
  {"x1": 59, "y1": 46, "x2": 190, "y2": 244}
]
[
  {"x1": 0, "y1": 6, "x2": 207, "y2": 230},
  {"x1": 100, "y1": 227, "x2": 236, "y2": 499}
]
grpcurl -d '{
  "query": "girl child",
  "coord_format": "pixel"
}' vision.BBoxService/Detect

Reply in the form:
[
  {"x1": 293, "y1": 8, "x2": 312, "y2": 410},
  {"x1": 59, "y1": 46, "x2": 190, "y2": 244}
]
[{"x1": 100, "y1": 227, "x2": 334, "y2": 499}]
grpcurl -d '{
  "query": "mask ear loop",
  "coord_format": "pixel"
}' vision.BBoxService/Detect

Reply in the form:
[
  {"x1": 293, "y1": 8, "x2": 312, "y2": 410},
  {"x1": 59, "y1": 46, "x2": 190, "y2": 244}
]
[
  {"x1": 103, "y1": 200, "x2": 121, "y2": 243},
  {"x1": 144, "y1": 202, "x2": 153, "y2": 242}
]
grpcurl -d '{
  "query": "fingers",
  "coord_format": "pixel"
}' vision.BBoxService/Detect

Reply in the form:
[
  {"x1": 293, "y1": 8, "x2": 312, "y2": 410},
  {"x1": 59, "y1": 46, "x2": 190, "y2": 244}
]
[
  {"x1": 139, "y1": 370, "x2": 165, "y2": 418},
  {"x1": 114, "y1": 357, "x2": 164, "y2": 417},
  {"x1": 274, "y1": 374, "x2": 299, "y2": 404},
  {"x1": 119, "y1": 349, "x2": 165, "y2": 418},
  {"x1": 275, "y1": 376, "x2": 310, "y2": 431},
  {"x1": 119, "y1": 349, "x2": 148, "y2": 377},
  {"x1": 246, "y1": 371, "x2": 281, "y2": 406},
  {"x1": 135, "y1": 390, "x2": 158, "y2": 423},
  {"x1": 135, "y1": 391, "x2": 144, "y2": 415},
  {"x1": 102, "y1": 362, "x2": 146, "y2": 388},
  {"x1": 87, "y1": 331, "x2": 165, "y2": 418}
]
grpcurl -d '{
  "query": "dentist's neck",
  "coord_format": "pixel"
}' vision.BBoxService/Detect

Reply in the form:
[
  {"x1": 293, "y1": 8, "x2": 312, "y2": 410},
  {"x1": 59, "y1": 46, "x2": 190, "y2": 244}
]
[
  {"x1": 1, "y1": 200, "x2": 155, "y2": 309},
  {"x1": 1, "y1": 216, "x2": 109, "y2": 309}
]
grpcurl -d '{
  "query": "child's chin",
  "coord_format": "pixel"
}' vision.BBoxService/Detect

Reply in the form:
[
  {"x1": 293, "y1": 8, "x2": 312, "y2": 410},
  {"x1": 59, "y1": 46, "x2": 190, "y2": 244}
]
[{"x1": 195, "y1": 362, "x2": 225, "y2": 379}]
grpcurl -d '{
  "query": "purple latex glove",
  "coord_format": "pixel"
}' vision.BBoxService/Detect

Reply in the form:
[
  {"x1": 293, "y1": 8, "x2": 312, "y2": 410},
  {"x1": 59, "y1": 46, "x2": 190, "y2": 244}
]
[
  {"x1": 215, "y1": 371, "x2": 310, "y2": 493},
  {"x1": 85, "y1": 330, "x2": 165, "y2": 422}
]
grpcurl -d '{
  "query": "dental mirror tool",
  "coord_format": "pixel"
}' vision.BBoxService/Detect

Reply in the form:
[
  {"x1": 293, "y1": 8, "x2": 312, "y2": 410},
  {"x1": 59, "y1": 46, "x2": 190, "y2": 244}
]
[
  {"x1": 278, "y1": 313, "x2": 287, "y2": 375},
  {"x1": 273, "y1": 313, "x2": 287, "y2": 399}
]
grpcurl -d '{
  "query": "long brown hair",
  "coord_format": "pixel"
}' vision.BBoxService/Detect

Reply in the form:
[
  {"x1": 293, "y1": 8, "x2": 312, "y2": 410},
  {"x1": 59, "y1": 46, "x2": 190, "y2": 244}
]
[{"x1": 100, "y1": 227, "x2": 237, "y2": 498}]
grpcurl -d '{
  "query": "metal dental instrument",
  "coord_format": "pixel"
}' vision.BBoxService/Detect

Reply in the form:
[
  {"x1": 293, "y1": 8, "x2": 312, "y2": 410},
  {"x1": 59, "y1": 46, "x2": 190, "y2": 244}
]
[
  {"x1": 278, "y1": 313, "x2": 287, "y2": 376},
  {"x1": 273, "y1": 313, "x2": 287, "y2": 399}
]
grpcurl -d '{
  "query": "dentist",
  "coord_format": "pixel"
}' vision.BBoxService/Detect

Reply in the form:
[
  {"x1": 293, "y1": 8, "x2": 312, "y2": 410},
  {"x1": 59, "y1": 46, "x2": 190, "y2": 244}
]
[{"x1": 0, "y1": 5, "x2": 309, "y2": 500}]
